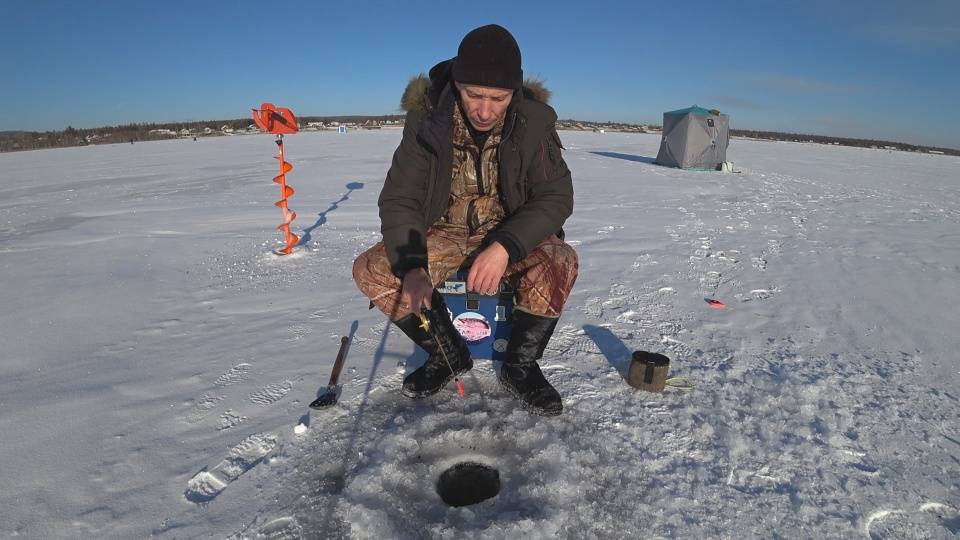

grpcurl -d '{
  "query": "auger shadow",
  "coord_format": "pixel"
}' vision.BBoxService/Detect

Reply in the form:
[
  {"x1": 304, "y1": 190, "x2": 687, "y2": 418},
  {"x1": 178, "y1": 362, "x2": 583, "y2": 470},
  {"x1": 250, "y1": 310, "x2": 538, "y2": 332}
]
[{"x1": 298, "y1": 181, "x2": 365, "y2": 247}]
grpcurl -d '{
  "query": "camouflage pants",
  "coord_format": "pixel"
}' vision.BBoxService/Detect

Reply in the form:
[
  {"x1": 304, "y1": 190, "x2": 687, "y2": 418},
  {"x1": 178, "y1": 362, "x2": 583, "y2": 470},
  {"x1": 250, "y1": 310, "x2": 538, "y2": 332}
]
[{"x1": 353, "y1": 228, "x2": 579, "y2": 320}]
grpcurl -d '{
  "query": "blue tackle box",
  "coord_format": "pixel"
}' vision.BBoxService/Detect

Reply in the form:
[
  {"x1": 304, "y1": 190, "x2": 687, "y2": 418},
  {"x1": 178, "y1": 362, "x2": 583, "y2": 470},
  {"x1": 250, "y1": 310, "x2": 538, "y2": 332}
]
[{"x1": 437, "y1": 271, "x2": 514, "y2": 361}]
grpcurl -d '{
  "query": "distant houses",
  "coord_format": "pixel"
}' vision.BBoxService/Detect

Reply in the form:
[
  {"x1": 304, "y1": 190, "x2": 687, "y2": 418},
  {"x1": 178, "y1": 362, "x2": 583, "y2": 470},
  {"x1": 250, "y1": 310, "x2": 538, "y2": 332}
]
[
  {"x1": 297, "y1": 120, "x2": 394, "y2": 132},
  {"x1": 119, "y1": 117, "x2": 401, "y2": 140},
  {"x1": 558, "y1": 120, "x2": 651, "y2": 133}
]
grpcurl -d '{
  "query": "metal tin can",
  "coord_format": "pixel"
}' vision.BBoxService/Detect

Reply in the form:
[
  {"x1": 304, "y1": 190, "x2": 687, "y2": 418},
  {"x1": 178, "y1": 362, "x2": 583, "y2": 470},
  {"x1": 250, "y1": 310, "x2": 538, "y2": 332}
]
[{"x1": 628, "y1": 351, "x2": 670, "y2": 392}]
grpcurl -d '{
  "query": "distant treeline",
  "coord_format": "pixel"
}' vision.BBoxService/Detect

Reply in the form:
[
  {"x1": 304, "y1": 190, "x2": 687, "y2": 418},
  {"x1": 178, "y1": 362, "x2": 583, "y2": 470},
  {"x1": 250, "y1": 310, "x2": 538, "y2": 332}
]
[
  {"x1": 0, "y1": 115, "x2": 406, "y2": 153},
  {"x1": 729, "y1": 129, "x2": 959, "y2": 156},
  {"x1": 1, "y1": 116, "x2": 957, "y2": 156}
]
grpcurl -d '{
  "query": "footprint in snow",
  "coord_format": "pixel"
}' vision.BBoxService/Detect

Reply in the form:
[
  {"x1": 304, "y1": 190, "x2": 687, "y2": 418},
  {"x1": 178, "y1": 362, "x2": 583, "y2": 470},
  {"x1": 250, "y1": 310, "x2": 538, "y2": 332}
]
[
  {"x1": 699, "y1": 271, "x2": 722, "y2": 294},
  {"x1": 285, "y1": 324, "x2": 311, "y2": 342},
  {"x1": 738, "y1": 288, "x2": 779, "y2": 302},
  {"x1": 133, "y1": 318, "x2": 183, "y2": 337},
  {"x1": 181, "y1": 394, "x2": 224, "y2": 424},
  {"x1": 837, "y1": 447, "x2": 880, "y2": 476},
  {"x1": 216, "y1": 410, "x2": 247, "y2": 431},
  {"x1": 184, "y1": 433, "x2": 278, "y2": 504},
  {"x1": 254, "y1": 516, "x2": 303, "y2": 539},
  {"x1": 631, "y1": 254, "x2": 658, "y2": 269},
  {"x1": 752, "y1": 256, "x2": 768, "y2": 271},
  {"x1": 865, "y1": 503, "x2": 959, "y2": 540},
  {"x1": 214, "y1": 363, "x2": 252, "y2": 387},
  {"x1": 249, "y1": 381, "x2": 293, "y2": 406},
  {"x1": 766, "y1": 238, "x2": 783, "y2": 256}
]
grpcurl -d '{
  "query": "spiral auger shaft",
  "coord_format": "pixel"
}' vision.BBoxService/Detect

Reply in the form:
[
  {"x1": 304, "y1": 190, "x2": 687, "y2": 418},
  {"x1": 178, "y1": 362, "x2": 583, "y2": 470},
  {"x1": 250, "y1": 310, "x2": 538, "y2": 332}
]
[
  {"x1": 251, "y1": 102, "x2": 300, "y2": 256},
  {"x1": 273, "y1": 136, "x2": 298, "y2": 255}
]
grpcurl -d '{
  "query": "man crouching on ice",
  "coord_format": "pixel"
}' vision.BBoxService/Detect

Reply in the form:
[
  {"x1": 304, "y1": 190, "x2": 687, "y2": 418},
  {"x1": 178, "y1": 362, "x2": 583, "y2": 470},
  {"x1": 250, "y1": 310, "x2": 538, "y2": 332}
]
[{"x1": 352, "y1": 24, "x2": 578, "y2": 416}]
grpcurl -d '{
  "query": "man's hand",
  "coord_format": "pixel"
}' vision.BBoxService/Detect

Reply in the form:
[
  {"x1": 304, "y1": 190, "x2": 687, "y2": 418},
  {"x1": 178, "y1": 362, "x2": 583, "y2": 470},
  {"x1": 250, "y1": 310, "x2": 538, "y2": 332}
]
[
  {"x1": 468, "y1": 242, "x2": 509, "y2": 295},
  {"x1": 401, "y1": 267, "x2": 434, "y2": 313}
]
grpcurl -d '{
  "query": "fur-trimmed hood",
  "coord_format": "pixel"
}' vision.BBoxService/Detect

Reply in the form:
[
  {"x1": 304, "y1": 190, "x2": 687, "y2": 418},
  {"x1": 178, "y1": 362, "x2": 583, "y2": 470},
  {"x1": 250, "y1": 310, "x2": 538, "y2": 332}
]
[{"x1": 400, "y1": 58, "x2": 551, "y2": 113}]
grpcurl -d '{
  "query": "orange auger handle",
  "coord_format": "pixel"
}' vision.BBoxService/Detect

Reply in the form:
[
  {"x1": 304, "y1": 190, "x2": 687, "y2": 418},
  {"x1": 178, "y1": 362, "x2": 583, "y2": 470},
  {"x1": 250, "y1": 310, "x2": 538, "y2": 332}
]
[
  {"x1": 252, "y1": 102, "x2": 299, "y2": 255},
  {"x1": 252, "y1": 103, "x2": 298, "y2": 135}
]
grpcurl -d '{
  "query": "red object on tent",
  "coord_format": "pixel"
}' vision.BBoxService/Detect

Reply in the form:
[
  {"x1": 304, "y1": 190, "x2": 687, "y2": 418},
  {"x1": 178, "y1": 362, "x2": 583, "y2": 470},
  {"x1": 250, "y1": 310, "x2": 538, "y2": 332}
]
[
  {"x1": 705, "y1": 298, "x2": 727, "y2": 309},
  {"x1": 252, "y1": 103, "x2": 298, "y2": 135}
]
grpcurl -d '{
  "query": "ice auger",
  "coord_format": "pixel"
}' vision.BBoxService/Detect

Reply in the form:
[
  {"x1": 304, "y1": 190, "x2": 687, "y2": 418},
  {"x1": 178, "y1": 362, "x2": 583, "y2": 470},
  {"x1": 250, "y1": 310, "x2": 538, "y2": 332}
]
[{"x1": 252, "y1": 103, "x2": 299, "y2": 255}]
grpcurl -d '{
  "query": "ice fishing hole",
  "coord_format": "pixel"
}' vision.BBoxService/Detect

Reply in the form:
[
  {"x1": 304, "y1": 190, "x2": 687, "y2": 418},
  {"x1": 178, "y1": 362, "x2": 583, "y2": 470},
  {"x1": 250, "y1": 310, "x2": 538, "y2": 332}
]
[{"x1": 436, "y1": 462, "x2": 500, "y2": 507}]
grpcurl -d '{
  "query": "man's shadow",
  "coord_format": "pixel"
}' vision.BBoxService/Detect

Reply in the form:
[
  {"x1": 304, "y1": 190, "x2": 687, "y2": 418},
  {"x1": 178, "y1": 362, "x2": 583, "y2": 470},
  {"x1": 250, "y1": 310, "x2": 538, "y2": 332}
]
[
  {"x1": 316, "y1": 316, "x2": 405, "y2": 531},
  {"x1": 589, "y1": 151, "x2": 657, "y2": 165},
  {"x1": 298, "y1": 181, "x2": 364, "y2": 246}
]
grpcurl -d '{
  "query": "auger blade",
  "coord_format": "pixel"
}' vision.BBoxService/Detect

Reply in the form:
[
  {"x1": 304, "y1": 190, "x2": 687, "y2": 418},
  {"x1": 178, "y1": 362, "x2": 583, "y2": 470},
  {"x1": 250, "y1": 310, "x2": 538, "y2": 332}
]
[{"x1": 274, "y1": 157, "x2": 294, "y2": 173}]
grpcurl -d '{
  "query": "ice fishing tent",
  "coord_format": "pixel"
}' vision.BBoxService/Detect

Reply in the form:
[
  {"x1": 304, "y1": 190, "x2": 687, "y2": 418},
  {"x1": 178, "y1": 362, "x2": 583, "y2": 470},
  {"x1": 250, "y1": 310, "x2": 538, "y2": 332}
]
[{"x1": 655, "y1": 106, "x2": 729, "y2": 169}]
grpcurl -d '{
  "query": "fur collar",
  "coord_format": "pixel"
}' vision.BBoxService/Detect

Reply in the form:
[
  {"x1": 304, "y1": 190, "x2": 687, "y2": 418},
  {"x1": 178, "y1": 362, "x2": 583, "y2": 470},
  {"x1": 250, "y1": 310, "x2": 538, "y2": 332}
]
[{"x1": 400, "y1": 59, "x2": 551, "y2": 113}]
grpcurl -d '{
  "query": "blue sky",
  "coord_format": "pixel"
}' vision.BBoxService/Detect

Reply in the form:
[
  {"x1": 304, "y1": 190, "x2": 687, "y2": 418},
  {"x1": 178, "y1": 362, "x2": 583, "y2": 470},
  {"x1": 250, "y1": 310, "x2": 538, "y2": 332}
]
[{"x1": 3, "y1": 0, "x2": 958, "y2": 148}]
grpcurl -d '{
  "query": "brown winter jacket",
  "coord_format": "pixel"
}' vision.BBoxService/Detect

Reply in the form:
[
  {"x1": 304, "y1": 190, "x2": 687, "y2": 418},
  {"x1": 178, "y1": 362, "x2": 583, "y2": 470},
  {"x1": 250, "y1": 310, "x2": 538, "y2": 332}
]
[{"x1": 379, "y1": 59, "x2": 574, "y2": 277}]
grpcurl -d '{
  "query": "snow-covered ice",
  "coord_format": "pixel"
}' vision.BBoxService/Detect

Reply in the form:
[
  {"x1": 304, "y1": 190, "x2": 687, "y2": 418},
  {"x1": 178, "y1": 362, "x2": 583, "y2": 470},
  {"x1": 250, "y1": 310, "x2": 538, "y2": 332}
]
[{"x1": 1, "y1": 131, "x2": 958, "y2": 538}]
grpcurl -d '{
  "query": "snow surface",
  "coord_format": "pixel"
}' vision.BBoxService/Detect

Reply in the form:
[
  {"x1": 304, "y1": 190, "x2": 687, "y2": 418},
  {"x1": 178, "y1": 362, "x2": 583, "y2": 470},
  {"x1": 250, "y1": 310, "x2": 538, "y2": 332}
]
[{"x1": 1, "y1": 131, "x2": 958, "y2": 539}]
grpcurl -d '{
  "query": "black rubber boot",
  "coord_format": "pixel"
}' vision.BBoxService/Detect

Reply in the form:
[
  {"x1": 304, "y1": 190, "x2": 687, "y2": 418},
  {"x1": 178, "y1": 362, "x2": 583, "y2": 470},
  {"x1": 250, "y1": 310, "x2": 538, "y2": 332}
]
[
  {"x1": 498, "y1": 310, "x2": 563, "y2": 416},
  {"x1": 394, "y1": 290, "x2": 473, "y2": 398}
]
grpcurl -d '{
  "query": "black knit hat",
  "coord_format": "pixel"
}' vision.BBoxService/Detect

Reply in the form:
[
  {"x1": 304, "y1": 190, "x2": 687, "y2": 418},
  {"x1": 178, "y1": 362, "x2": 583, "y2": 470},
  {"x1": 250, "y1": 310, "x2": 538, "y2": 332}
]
[{"x1": 452, "y1": 24, "x2": 522, "y2": 90}]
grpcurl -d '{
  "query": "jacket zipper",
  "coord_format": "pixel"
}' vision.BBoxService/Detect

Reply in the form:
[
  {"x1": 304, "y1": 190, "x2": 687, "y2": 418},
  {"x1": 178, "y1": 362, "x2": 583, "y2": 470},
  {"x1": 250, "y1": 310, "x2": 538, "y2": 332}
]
[
  {"x1": 473, "y1": 147, "x2": 485, "y2": 196},
  {"x1": 499, "y1": 111, "x2": 519, "y2": 214}
]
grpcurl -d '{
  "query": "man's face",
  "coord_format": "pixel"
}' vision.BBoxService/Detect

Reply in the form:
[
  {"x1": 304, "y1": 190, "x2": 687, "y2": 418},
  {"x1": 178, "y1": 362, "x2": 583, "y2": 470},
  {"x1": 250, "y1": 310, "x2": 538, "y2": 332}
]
[{"x1": 455, "y1": 82, "x2": 513, "y2": 132}]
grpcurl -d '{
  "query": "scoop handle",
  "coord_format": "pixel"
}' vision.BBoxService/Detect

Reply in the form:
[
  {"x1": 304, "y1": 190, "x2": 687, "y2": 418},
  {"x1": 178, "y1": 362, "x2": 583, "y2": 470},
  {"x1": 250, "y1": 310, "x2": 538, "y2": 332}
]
[{"x1": 327, "y1": 336, "x2": 350, "y2": 386}]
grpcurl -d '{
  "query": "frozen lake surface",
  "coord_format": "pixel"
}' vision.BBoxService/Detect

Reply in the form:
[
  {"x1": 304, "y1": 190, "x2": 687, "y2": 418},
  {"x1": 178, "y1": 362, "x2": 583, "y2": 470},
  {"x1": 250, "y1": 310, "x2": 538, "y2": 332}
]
[{"x1": 1, "y1": 130, "x2": 958, "y2": 538}]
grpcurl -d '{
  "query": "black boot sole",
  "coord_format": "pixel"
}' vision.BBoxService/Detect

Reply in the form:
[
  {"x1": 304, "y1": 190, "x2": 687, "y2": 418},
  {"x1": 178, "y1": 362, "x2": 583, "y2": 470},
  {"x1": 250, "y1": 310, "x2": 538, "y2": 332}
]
[
  {"x1": 400, "y1": 359, "x2": 474, "y2": 399},
  {"x1": 497, "y1": 372, "x2": 563, "y2": 417}
]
